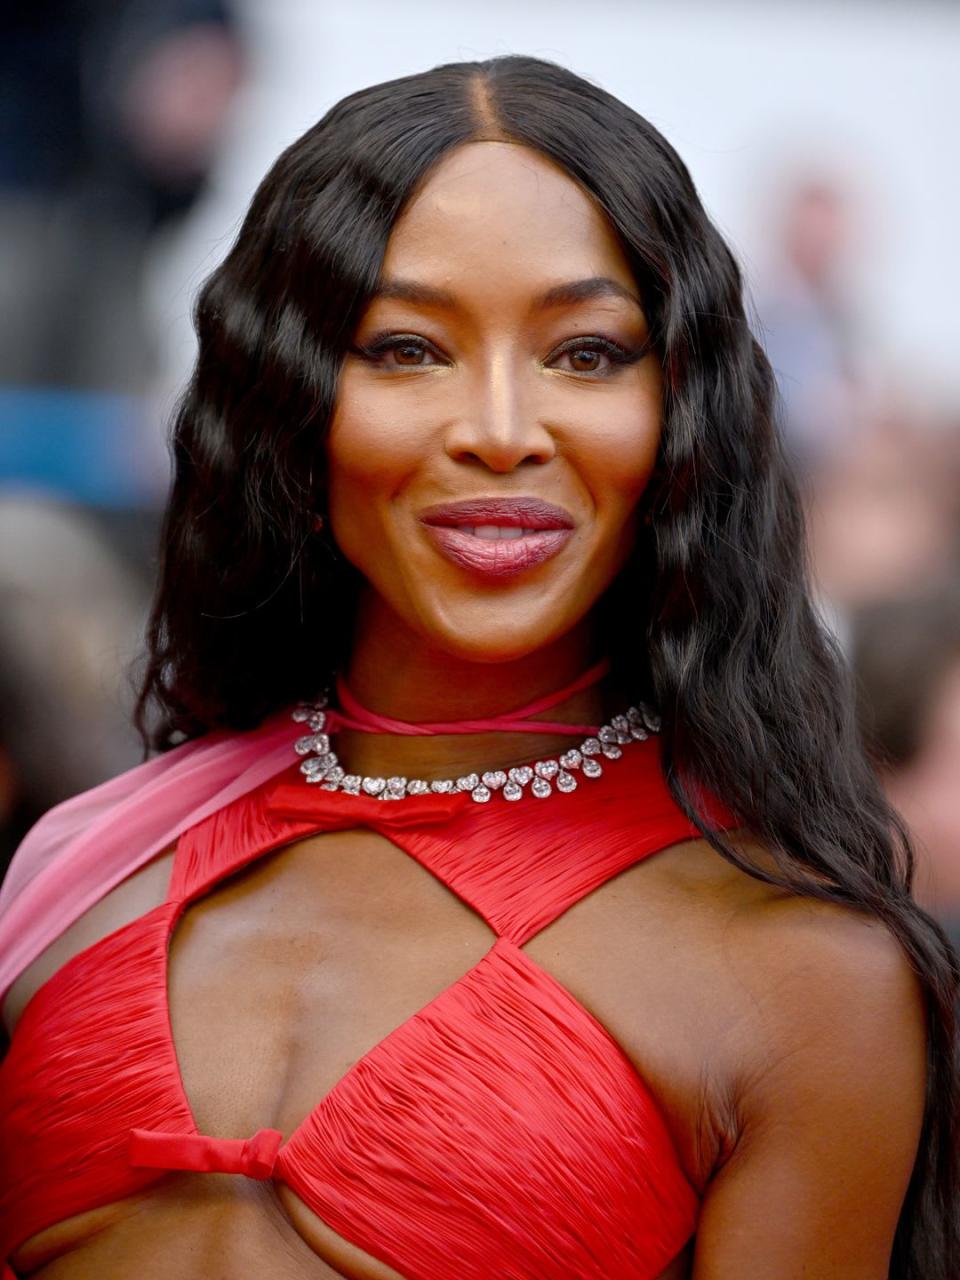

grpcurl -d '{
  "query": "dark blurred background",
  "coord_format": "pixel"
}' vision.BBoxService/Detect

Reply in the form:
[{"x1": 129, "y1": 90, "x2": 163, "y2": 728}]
[{"x1": 2, "y1": 1, "x2": 959, "y2": 945}]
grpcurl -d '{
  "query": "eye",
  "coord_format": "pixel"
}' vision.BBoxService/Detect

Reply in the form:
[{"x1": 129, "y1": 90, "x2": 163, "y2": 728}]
[
  {"x1": 547, "y1": 335, "x2": 639, "y2": 376},
  {"x1": 354, "y1": 333, "x2": 447, "y2": 369}
]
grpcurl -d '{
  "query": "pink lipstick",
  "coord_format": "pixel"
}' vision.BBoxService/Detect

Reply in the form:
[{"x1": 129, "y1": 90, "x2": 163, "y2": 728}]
[{"x1": 419, "y1": 497, "x2": 575, "y2": 579}]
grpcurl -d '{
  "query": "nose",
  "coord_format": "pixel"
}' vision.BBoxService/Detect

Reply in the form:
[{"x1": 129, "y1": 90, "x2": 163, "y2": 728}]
[{"x1": 443, "y1": 351, "x2": 555, "y2": 472}]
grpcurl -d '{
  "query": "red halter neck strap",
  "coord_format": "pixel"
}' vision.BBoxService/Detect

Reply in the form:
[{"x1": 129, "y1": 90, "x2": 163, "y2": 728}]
[{"x1": 327, "y1": 658, "x2": 611, "y2": 737}]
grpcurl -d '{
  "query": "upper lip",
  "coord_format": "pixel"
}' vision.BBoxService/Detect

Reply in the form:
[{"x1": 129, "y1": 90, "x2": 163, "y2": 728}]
[{"x1": 419, "y1": 497, "x2": 575, "y2": 530}]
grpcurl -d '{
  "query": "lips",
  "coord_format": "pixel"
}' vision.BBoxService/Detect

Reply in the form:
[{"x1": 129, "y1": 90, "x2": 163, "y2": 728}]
[
  {"x1": 420, "y1": 497, "x2": 575, "y2": 531},
  {"x1": 419, "y1": 497, "x2": 575, "y2": 578}
]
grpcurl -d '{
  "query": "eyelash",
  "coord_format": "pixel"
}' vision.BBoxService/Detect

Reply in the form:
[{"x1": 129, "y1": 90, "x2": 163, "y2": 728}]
[{"x1": 353, "y1": 332, "x2": 643, "y2": 376}]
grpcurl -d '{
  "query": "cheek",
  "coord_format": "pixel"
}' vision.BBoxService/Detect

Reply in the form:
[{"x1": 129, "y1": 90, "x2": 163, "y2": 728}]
[
  {"x1": 328, "y1": 413, "x2": 405, "y2": 494},
  {"x1": 594, "y1": 421, "x2": 660, "y2": 500},
  {"x1": 325, "y1": 381, "x2": 423, "y2": 544},
  {"x1": 574, "y1": 391, "x2": 662, "y2": 521}
]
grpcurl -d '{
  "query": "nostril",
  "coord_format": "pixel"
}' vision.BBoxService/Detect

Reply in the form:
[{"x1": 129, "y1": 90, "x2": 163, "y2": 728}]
[
  {"x1": 454, "y1": 449, "x2": 552, "y2": 472},
  {"x1": 444, "y1": 414, "x2": 556, "y2": 472}
]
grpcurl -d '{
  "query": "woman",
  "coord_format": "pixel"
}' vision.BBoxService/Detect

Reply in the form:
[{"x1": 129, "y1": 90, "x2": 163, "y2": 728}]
[{"x1": 0, "y1": 55, "x2": 956, "y2": 1279}]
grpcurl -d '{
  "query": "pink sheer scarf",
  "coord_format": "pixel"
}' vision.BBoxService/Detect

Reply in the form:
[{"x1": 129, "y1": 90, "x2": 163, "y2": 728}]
[{"x1": 0, "y1": 663, "x2": 610, "y2": 1008}]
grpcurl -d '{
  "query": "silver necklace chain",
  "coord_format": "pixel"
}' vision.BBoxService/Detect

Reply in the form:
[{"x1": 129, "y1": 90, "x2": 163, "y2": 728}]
[{"x1": 292, "y1": 696, "x2": 661, "y2": 804}]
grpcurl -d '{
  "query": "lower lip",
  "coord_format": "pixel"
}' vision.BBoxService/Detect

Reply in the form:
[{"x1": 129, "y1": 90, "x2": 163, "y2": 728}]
[{"x1": 422, "y1": 525, "x2": 573, "y2": 578}]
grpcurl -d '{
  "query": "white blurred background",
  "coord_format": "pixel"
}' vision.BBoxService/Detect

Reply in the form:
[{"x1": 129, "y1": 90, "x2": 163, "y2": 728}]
[{"x1": 155, "y1": 0, "x2": 960, "y2": 409}]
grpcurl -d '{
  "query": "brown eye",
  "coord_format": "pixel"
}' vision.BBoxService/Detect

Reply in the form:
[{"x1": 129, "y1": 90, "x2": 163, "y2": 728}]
[
  {"x1": 568, "y1": 348, "x2": 605, "y2": 372},
  {"x1": 393, "y1": 342, "x2": 429, "y2": 365},
  {"x1": 355, "y1": 334, "x2": 446, "y2": 369},
  {"x1": 548, "y1": 336, "x2": 634, "y2": 376}
]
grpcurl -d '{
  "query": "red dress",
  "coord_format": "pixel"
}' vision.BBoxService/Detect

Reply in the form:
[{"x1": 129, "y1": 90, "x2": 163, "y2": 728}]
[{"x1": 0, "y1": 735, "x2": 729, "y2": 1278}]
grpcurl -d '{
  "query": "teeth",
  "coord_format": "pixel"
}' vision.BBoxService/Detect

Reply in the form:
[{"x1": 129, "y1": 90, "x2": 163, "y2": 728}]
[
  {"x1": 476, "y1": 525, "x2": 524, "y2": 541},
  {"x1": 459, "y1": 525, "x2": 536, "y2": 540}
]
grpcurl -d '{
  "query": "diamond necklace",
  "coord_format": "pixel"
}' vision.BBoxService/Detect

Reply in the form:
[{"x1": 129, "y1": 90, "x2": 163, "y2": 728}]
[{"x1": 292, "y1": 696, "x2": 660, "y2": 804}]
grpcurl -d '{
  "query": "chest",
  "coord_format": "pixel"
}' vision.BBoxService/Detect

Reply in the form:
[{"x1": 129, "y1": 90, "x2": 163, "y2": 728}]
[
  {"x1": 168, "y1": 826, "x2": 740, "y2": 1193},
  {"x1": 4, "y1": 792, "x2": 757, "y2": 1280}
]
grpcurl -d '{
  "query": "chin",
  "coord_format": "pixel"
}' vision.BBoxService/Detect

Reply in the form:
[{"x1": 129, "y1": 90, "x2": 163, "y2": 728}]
[{"x1": 415, "y1": 603, "x2": 589, "y2": 666}]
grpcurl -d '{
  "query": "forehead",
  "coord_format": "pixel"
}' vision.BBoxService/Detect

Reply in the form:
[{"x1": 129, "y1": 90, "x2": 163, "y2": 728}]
[{"x1": 381, "y1": 141, "x2": 634, "y2": 287}]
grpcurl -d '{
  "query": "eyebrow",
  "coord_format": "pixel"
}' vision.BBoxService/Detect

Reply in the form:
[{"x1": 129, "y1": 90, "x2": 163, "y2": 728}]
[{"x1": 373, "y1": 275, "x2": 643, "y2": 311}]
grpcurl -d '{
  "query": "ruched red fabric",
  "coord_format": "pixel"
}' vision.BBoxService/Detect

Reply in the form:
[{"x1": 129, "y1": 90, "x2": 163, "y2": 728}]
[{"x1": 0, "y1": 735, "x2": 734, "y2": 1278}]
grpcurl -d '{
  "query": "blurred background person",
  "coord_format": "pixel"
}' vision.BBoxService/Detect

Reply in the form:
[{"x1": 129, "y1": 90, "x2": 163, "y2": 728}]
[
  {"x1": 804, "y1": 404, "x2": 960, "y2": 646},
  {"x1": 853, "y1": 585, "x2": 960, "y2": 948},
  {"x1": 754, "y1": 174, "x2": 872, "y2": 481},
  {"x1": 0, "y1": 0, "x2": 244, "y2": 503},
  {"x1": 0, "y1": 497, "x2": 149, "y2": 869},
  {"x1": 0, "y1": 0, "x2": 244, "y2": 400}
]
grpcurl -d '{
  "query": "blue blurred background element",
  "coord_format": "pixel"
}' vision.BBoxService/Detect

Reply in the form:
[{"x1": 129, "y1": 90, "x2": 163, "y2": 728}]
[
  {"x1": 2, "y1": 0, "x2": 959, "y2": 941},
  {"x1": 0, "y1": 389, "x2": 153, "y2": 506}
]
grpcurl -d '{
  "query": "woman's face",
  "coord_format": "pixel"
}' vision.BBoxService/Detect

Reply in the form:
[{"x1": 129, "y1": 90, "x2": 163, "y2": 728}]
[{"x1": 326, "y1": 141, "x2": 662, "y2": 663}]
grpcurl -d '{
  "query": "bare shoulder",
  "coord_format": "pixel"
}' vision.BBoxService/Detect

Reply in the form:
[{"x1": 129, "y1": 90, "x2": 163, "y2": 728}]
[
  {"x1": 675, "y1": 831, "x2": 926, "y2": 1074},
  {"x1": 661, "y1": 834, "x2": 928, "y2": 1275},
  {"x1": 2, "y1": 846, "x2": 177, "y2": 1038},
  {"x1": 721, "y1": 837, "x2": 925, "y2": 1055},
  {"x1": 732, "y1": 855, "x2": 927, "y2": 1140}
]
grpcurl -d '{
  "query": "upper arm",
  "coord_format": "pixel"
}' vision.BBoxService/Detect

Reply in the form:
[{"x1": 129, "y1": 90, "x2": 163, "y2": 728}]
[
  {"x1": 2, "y1": 846, "x2": 177, "y2": 1038},
  {"x1": 692, "y1": 902, "x2": 927, "y2": 1278}
]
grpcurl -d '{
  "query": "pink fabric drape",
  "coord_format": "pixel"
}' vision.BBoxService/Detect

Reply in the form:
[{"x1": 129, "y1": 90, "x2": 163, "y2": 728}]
[{"x1": 0, "y1": 712, "x2": 297, "y2": 1007}]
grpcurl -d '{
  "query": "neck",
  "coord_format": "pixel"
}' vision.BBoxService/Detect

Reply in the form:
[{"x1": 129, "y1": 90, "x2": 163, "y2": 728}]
[{"x1": 333, "y1": 606, "x2": 622, "y2": 783}]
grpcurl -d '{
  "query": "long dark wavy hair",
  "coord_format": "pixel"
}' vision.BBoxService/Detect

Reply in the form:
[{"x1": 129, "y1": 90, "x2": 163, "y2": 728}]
[{"x1": 137, "y1": 56, "x2": 960, "y2": 1274}]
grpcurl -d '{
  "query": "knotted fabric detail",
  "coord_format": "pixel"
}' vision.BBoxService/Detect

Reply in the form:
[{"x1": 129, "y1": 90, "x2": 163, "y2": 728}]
[{"x1": 129, "y1": 1127, "x2": 283, "y2": 1180}]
